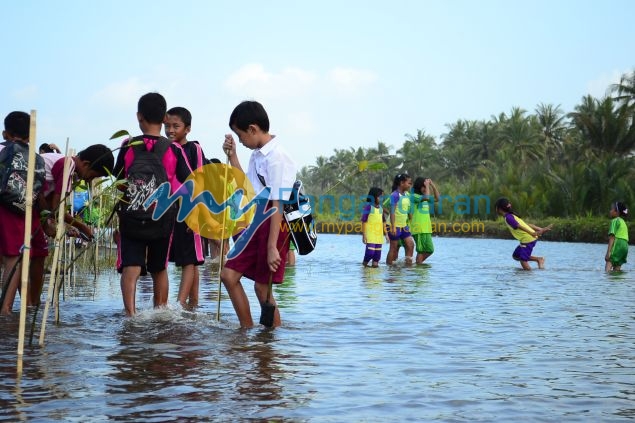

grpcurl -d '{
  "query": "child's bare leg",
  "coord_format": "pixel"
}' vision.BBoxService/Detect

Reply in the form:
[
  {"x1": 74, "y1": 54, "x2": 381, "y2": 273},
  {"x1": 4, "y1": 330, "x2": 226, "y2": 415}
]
[
  {"x1": 530, "y1": 256, "x2": 545, "y2": 269},
  {"x1": 605, "y1": 261, "x2": 613, "y2": 272},
  {"x1": 152, "y1": 269, "x2": 169, "y2": 309},
  {"x1": 416, "y1": 252, "x2": 431, "y2": 264},
  {"x1": 221, "y1": 267, "x2": 253, "y2": 328},
  {"x1": 255, "y1": 282, "x2": 281, "y2": 327},
  {"x1": 1, "y1": 256, "x2": 21, "y2": 315},
  {"x1": 371, "y1": 261, "x2": 379, "y2": 268},
  {"x1": 386, "y1": 241, "x2": 399, "y2": 265},
  {"x1": 178, "y1": 264, "x2": 195, "y2": 308},
  {"x1": 404, "y1": 237, "x2": 414, "y2": 265},
  {"x1": 519, "y1": 260, "x2": 532, "y2": 271},
  {"x1": 120, "y1": 265, "x2": 141, "y2": 316},
  {"x1": 189, "y1": 267, "x2": 200, "y2": 308}
]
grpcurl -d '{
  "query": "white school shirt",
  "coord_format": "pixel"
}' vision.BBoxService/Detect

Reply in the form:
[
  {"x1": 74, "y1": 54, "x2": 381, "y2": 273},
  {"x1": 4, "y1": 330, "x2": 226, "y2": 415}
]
[{"x1": 246, "y1": 137, "x2": 296, "y2": 201}]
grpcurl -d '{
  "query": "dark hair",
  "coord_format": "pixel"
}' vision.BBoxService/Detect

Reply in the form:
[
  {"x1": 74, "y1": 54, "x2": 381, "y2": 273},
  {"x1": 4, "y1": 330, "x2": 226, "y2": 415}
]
[
  {"x1": 209, "y1": 158, "x2": 221, "y2": 164},
  {"x1": 167, "y1": 106, "x2": 192, "y2": 127},
  {"x1": 494, "y1": 197, "x2": 518, "y2": 216},
  {"x1": 413, "y1": 177, "x2": 428, "y2": 194},
  {"x1": 39, "y1": 143, "x2": 58, "y2": 154},
  {"x1": 4, "y1": 111, "x2": 30, "y2": 140},
  {"x1": 78, "y1": 144, "x2": 115, "y2": 177},
  {"x1": 229, "y1": 101, "x2": 270, "y2": 132},
  {"x1": 138, "y1": 92, "x2": 167, "y2": 124},
  {"x1": 391, "y1": 173, "x2": 411, "y2": 191},
  {"x1": 367, "y1": 187, "x2": 383, "y2": 202},
  {"x1": 613, "y1": 201, "x2": 628, "y2": 217}
]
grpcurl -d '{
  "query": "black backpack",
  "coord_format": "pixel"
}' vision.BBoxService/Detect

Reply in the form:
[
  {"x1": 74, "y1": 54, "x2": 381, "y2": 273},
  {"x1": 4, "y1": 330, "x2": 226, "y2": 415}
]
[
  {"x1": 257, "y1": 174, "x2": 317, "y2": 255},
  {"x1": 0, "y1": 141, "x2": 46, "y2": 215},
  {"x1": 117, "y1": 137, "x2": 176, "y2": 240},
  {"x1": 284, "y1": 180, "x2": 317, "y2": 255}
]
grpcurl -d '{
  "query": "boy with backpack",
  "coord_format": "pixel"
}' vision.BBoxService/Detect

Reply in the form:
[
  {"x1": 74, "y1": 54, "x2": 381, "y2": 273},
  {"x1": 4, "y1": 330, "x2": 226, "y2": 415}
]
[
  {"x1": 164, "y1": 106, "x2": 208, "y2": 310},
  {"x1": 0, "y1": 111, "x2": 48, "y2": 314},
  {"x1": 112, "y1": 93, "x2": 190, "y2": 316},
  {"x1": 221, "y1": 100, "x2": 296, "y2": 328}
]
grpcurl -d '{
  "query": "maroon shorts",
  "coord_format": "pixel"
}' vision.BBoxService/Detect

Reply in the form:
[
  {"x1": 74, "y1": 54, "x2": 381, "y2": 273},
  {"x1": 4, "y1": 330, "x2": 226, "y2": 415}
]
[
  {"x1": 225, "y1": 215, "x2": 290, "y2": 285},
  {"x1": 0, "y1": 205, "x2": 48, "y2": 257}
]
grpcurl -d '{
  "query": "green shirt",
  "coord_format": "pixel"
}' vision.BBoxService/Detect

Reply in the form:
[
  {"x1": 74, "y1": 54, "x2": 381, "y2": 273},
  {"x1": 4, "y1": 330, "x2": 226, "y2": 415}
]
[
  {"x1": 410, "y1": 193, "x2": 433, "y2": 234},
  {"x1": 609, "y1": 217, "x2": 629, "y2": 241}
]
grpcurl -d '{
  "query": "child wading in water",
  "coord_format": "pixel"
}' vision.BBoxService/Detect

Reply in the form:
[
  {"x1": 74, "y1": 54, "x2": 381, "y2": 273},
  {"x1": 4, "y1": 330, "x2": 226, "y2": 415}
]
[
  {"x1": 495, "y1": 197, "x2": 552, "y2": 270},
  {"x1": 361, "y1": 187, "x2": 388, "y2": 267},
  {"x1": 410, "y1": 177, "x2": 440, "y2": 264},
  {"x1": 605, "y1": 201, "x2": 629, "y2": 272},
  {"x1": 385, "y1": 173, "x2": 415, "y2": 265}
]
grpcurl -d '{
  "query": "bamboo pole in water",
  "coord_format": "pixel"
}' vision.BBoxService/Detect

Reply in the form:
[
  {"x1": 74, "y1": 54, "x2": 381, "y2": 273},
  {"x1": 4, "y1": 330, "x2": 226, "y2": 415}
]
[
  {"x1": 216, "y1": 156, "x2": 230, "y2": 321},
  {"x1": 39, "y1": 141, "x2": 72, "y2": 345},
  {"x1": 57, "y1": 146, "x2": 73, "y2": 322},
  {"x1": 17, "y1": 110, "x2": 38, "y2": 372},
  {"x1": 95, "y1": 188, "x2": 101, "y2": 274}
]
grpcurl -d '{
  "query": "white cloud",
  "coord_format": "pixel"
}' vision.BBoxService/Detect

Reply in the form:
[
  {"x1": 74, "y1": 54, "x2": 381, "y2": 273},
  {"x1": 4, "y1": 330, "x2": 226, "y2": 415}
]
[
  {"x1": 586, "y1": 69, "x2": 625, "y2": 99},
  {"x1": 92, "y1": 78, "x2": 152, "y2": 108},
  {"x1": 328, "y1": 67, "x2": 377, "y2": 93},
  {"x1": 223, "y1": 63, "x2": 317, "y2": 100},
  {"x1": 12, "y1": 84, "x2": 38, "y2": 101}
]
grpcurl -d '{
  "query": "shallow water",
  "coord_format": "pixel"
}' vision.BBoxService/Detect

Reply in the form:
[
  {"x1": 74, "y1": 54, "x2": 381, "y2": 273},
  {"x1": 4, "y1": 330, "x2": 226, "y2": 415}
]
[{"x1": 1, "y1": 235, "x2": 634, "y2": 422}]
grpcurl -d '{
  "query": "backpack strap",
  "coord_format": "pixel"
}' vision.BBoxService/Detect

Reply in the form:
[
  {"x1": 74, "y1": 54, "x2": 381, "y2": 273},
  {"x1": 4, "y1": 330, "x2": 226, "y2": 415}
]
[
  {"x1": 257, "y1": 173, "x2": 267, "y2": 187},
  {"x1": 129, "y1": 136, "x2": 170, "y2": 157}
]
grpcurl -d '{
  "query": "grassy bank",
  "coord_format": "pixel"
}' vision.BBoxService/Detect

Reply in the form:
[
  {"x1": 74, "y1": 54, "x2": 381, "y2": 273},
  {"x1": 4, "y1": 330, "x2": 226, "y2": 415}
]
[{"x1": 314, "y1": 216, "x2": 629, "y2": 244}]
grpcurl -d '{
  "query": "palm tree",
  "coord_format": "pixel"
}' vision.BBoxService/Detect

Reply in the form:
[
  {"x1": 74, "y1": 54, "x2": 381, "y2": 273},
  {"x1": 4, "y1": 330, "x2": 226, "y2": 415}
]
[
  {"x1": 569, "y1": 95, "x2": 635, "y2": 155},
  {"x1": 397, "y1": 129, "x2": 439, "y2": 178},
  {"x1": 535, "y1": 103, "x2": 567, "y2": 160},
  {"x1": 610, "y1": 69, "x2": 635, "y2": 108},
  {"x1": 494, "y1": 107, "x2": 545, "y2": 165}
]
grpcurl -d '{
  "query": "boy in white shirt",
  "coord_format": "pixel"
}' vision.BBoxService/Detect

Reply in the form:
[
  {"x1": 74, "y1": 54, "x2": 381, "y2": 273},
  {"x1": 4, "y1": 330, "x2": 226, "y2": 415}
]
[{"x1": 221, "y1": 101, "x2": 296, "y2": 328}]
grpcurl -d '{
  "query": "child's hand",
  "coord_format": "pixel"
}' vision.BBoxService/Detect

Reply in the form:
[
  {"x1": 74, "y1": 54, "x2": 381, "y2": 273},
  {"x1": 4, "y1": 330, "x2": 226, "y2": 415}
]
[
  {"x1": 223, "y1": 134, "x2": 236, "y2": 157},
  {"x1": 267, "y1": 245, "x2": 282, "y2": 272},
  {"x1": 362, "y1": 234, "x2": 367, "y2": 244},
  {"x1": 43, "y1": 218, "x2": 57, "y2": 237}
]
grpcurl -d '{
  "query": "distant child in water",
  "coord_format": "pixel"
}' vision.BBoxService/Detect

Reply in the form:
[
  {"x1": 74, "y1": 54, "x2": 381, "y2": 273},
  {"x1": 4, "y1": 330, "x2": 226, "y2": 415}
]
[
  {"x1": 385, "y1": 173, "x2": 415, "y2": 265},
  {"x1": 605, "y1": 201, "x2": 629, "y2": 272},
  {"x1": 361, "y1": 187, "x2": 388, "y2": 267},
  {"x1": 495, "y1": 197, "x2": 552, "y2": 270},
  {"x1": 410, "y1": 177, "x2": 440, "y2": 264}
]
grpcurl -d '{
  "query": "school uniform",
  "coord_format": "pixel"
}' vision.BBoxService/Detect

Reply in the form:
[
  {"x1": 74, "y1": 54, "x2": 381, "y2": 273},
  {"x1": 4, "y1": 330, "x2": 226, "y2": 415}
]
[
  {"x1": 224, "y1": 137, "x2": 296, "y2": 284},
  {"x1": 168, "y1": 141, "x2": 206, "y2": 267},
  {"x1": 0, "y1": 143, "x2": 48, "y2": 258},
  {"x1": 113, "y1": 136, "x2": 190, "y2": 273}
]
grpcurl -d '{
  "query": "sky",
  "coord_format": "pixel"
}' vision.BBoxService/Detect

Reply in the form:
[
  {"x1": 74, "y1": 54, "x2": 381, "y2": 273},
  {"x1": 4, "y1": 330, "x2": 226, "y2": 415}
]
[{"x1": 2, "y1": 0, "x2": 634, "y2": 171}]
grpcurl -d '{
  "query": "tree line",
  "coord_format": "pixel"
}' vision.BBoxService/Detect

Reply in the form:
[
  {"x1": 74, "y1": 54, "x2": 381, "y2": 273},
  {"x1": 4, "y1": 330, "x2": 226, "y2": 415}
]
[{"x1": 298, "y1": 69, "x2": 635, "y2": 221}]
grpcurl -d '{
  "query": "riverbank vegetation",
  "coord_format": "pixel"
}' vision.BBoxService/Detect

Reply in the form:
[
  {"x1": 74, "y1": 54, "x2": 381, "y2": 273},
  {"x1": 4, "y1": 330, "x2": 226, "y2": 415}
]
[{"x1": 299, "y1": 69, "x2": 635, "y2": 243}]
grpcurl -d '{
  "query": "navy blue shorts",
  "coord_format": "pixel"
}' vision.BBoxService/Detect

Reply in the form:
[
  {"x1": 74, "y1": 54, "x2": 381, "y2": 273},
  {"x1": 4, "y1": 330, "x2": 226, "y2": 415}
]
[
  {"x1": 388, "y1": 226, "x2": 412, "y2": 241},
  {"x1": 169, "y1": 221, "x2": 205, "y2": 267},
  {"x1": 512, "y1": 240, "x2": 537, "y2": 262},
  {"x1": 117, "y1": 234, "x2": 171, "y2": 274}
]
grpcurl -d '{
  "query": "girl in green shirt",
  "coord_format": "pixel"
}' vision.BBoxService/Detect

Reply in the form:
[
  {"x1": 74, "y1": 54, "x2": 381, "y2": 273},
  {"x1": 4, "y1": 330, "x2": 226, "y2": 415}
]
[{"x1": 605, "y1": 201, "x2": 629, "y2": 272}]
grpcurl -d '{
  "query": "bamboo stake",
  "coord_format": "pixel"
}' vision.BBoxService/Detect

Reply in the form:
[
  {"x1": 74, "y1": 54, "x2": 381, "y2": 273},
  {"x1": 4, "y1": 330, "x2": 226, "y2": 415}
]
[
  {"x1": 216, "y1": 156, "x2": 230, "y2": 321},
  {"x1": 39, "y1": 140, "x2": 72, "y2": 345},
  {"x1": 17, "y1": 110, "x2": 38, "y2": 372},
  {"x1": 95, "y1": 189, "x2": 101, "y2": 275}
]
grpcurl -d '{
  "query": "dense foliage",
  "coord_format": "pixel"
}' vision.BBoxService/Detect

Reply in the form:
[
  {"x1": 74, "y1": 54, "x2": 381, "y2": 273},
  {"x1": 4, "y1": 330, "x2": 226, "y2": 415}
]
[{"x1": 299, "y1": 70, "x2": 635, "y2": 223}]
